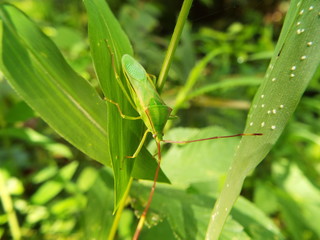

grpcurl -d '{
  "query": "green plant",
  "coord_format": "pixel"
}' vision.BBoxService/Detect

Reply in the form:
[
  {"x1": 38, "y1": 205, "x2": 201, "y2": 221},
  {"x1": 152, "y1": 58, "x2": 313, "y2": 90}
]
[{"x1": 0, "y1": 0, "x2": 319, "y2": 239}]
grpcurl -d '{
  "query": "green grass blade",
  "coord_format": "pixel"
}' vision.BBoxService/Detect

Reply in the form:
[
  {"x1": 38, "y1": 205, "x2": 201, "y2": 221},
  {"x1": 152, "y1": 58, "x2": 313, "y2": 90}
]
[
  {"x1": 0, "y1": 4, "x2": 109, "y2": 165},
  {"x1": 84, "y1": 0, "x2": 137, "y2": 210},
  {"x1": 206, "y1": 0, "x2": 320, "y2": 238},
  {"x1": 84, "y1": 0, "x2": 169, "y2": 210},
  {"x1": 188, "y1": 76, "x2": 262, "y2": 100}
]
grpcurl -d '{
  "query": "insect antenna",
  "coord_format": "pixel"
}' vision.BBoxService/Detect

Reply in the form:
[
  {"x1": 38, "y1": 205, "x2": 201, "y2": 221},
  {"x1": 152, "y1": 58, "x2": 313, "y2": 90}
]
[{"x1": 163, "y1": 133, "x2": 262, "y2": 144}]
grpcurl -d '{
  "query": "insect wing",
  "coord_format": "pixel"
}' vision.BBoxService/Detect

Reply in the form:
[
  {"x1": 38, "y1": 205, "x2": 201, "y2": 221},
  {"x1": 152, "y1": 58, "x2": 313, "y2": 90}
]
[
  {"x1": 121, "y1": 54, "x2": 172, "y2": 139},
  {"x1": 121, "y1": 54, "x2": 153, "y2": 108}
]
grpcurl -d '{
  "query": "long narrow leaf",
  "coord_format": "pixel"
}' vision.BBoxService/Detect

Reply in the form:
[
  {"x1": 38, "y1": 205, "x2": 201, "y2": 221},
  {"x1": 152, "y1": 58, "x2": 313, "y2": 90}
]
[
  {"x1": 84, "y1": 0, "x2": 168, "y2": 209},
  {"x1": 0, "y1": 4, "x2": 109, "y2": 165},
  {"x1": 206, "y1": 1, "x2": 320, "y2": 238}
]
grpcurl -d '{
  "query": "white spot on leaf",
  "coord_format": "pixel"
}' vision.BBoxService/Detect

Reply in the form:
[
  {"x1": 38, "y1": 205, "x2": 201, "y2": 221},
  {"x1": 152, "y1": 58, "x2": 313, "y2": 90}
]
[
  {"x1": 297, "y1": 29, "x2": 305, "y2": 34},
  {"x1": 307, "y1": 42, "x2": 313, "y2": 46}
]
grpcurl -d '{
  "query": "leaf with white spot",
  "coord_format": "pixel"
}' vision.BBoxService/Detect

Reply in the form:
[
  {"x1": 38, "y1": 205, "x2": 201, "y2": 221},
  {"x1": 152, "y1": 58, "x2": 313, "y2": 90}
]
[{"x1": 206, "y1": 0, "x2": 320, "y2": 238}]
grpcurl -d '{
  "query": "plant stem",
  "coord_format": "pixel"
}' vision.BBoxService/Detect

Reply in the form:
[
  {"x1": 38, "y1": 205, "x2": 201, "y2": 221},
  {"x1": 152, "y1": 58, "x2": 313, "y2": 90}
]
[
  {"x1": 108, "y1": 177, "x2": 133, "y2": 240},
  {"x1": 157, "y1": 0, "x2": 193, "y2": 91},
  {"x1": 0, "y1": 171, "x2": 21, "y2": 240}
]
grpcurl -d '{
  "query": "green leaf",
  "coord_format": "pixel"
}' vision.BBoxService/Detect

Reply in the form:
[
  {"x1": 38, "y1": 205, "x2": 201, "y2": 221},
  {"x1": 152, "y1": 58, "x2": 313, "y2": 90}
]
[
  {"x1": 130, "y1": 183, "x2": 283, "y2": 240},
  {"x1": 81, "y1": 168, "x2": 115, "y2": 239},
  {"x1": 31, "y1": 180, "x2": 63, "y2": 205},
  {"x1": 84, "y1": 0, "x2": 168, "y2": 209},
  {"x1": 273, "y1": 159, "x2": 320, "y2": 238},
  {"x1": 51, "y1": 197, "x2": 84, "y2": 216},
  {"x1": 0, "y1": 4, "x2": 109, "y2": 165},
  {"x1": 206, "y1": 0, "x2": 320, "y2": 238},
  {"x1": 30, "y1": 162, "x2": 78, "y2": 205},
  {"x1": 0, "y1": 127, "x2": 72, "y2": 158},
  {"x1": 188, "y1": 76, "x2": 262, "y2": 100},
  {"x1": 130, "y1": 126, "x2": 283, "y2": 239},
  {"x1": 32, "y1": 166, "x2": 58, "y2": 184},
  {"x1": 5, "y1": 101, "x2": 35, "y2": 123},
  {"x1": 59, "y1": 161, "x2": 79, "y2": 180},
  {"x1": 76, "y1": 167, "x2": 98, "y2": 192},
  {"x1": 162, "y1": 126, "x2": 240, "y2": 189}
]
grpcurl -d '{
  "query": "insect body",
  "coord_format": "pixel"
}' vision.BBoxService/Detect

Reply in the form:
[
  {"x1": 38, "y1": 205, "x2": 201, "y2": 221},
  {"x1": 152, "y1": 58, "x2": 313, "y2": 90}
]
[
  {"x1": 106, "y1": 54, "x2": 174, "y2": 239},
  {"x1": 105, "y1": 53, "x2": 262, "y2": 240},
  {"x1": 122, "y1": 54, "x2": 172, "y2": 143}
]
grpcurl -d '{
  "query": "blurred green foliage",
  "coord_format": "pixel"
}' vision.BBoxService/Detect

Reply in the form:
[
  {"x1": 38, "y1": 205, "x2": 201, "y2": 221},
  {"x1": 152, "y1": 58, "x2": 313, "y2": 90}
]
[{"x1": 0, "y1": 0, "x2": 319, "y2": 239}]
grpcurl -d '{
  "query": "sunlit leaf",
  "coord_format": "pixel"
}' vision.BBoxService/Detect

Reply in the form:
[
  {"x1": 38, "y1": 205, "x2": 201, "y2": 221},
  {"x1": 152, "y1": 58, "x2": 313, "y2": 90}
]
[
  {"x1": 130, "y1": 182, "x2": 283, "y2": 240},
  {"x1": 84, "y1": 0, "x2": 169, "y2": 209},
  {"x1": 0, "y1": 4, "x2": 109, "y2": 165},
  {"x1": 207, "y1": 0, "x2": 320, "y2": 238}
]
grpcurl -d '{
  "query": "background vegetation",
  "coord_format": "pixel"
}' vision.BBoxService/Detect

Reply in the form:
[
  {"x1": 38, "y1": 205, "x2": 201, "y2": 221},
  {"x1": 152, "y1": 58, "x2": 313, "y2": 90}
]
[{"x1": 1, "y1": 0, "x2": 319, "y2": 239}]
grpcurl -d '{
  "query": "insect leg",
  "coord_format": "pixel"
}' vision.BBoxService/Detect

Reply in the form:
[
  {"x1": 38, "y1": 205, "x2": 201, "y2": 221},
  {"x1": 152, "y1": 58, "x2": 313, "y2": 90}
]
[
  {"x1": 104, "y1": 97, "x2": 141, "y2": 120},
  {"x1": 146, "y1": 73, "x2": 157, "y2": 86},
  {"x1": 126, "y1": 129, "x2": 149, "y2": 158},
  {"x1": 105, "y1": 40, "x2": 136, "y2": 108}
]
